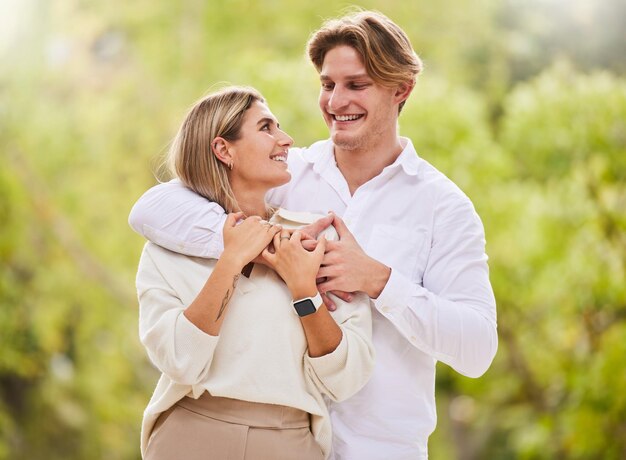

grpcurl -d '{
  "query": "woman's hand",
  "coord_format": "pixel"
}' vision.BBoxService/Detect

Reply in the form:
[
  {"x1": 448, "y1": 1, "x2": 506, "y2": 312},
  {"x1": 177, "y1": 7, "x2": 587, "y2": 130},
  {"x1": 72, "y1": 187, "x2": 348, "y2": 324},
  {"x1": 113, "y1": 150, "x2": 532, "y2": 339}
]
[
  {"x1": 262, "y1": 230, "x2": 326, "y2": 299},
  {"x1": 222, "y1": 212, "x2": 282, "y2": 270}
]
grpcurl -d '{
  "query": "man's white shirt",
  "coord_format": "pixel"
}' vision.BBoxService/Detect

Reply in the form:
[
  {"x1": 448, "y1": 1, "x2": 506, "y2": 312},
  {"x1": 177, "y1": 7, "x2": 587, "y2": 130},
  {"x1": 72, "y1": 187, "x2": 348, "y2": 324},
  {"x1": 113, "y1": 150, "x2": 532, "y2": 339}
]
[{"x1": 129, "y1": 138, "x2": 498, "y2": 460}]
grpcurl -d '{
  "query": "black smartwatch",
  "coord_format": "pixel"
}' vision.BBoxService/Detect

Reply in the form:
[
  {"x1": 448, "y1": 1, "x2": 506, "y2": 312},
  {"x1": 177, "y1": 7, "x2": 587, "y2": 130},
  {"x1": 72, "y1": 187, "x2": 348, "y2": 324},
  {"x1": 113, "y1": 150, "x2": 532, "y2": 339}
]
[{"x1": 292, "y1": 293, "x2": 323, "y2": 317}]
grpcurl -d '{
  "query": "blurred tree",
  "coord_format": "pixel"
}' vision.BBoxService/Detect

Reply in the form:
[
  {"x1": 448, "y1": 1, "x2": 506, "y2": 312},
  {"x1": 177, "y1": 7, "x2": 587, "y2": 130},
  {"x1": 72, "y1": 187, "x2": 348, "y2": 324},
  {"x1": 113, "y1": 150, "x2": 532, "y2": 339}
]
[
  {"x1": 430, "y1": 64, "x2": 626, "y2": 460},
  {"x1": 1, "y1": 0, "x2": 625, "y2": 459}
]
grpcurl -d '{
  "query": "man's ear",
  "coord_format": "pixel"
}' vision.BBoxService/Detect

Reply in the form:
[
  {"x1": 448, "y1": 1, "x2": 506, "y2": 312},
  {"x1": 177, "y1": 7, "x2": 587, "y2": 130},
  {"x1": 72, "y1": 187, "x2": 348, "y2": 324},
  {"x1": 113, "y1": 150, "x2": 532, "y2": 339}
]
[
  {"x1": 394, "y1": 80, "x2": 415, "y2": 105},
  {"x1": 211, "y1": 137, "x2": 233, "y2": 167}
]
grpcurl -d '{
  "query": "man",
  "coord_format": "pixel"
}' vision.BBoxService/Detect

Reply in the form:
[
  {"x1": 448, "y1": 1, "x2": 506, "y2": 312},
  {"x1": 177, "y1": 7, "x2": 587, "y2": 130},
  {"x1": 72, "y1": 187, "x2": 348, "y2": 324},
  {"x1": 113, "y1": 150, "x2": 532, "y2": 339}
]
[{"x1": 130, "y1": 11, "x2": 497, "y2": 460}]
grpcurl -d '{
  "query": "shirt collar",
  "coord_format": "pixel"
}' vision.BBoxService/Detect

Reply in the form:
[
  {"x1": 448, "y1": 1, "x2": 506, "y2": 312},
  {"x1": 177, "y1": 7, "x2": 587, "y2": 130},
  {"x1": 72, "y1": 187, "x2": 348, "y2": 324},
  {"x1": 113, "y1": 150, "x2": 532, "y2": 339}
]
[
  {"x1": 392, "y1": 137, "x2": 421, "y2": 177},
  {"x1": 301, "y1": 137, "x2": 421, "y2": 178}
]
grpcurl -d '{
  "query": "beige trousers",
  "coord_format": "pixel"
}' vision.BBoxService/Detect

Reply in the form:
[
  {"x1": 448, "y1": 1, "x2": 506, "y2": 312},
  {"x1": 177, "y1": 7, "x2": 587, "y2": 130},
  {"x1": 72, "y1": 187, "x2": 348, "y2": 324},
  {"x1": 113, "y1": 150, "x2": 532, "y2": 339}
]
[{"x1": 144, "y1": 392, "x2": 324, "y2": 460}]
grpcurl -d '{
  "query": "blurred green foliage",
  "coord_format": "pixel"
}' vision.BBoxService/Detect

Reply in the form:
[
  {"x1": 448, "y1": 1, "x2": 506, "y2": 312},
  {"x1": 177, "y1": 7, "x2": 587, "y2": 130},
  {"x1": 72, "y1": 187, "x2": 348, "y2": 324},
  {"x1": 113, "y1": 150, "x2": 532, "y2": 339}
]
[{"x1": 1, "y1": 0, "x2": 624, "y2": 459}]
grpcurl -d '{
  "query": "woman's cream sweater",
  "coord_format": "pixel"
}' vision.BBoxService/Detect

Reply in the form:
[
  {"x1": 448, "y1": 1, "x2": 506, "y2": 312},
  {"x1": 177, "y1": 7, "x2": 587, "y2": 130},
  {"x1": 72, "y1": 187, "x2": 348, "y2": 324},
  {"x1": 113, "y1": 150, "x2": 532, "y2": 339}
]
[{"x1": 136, "y1": 236, "x2": 374, "y2": 458}]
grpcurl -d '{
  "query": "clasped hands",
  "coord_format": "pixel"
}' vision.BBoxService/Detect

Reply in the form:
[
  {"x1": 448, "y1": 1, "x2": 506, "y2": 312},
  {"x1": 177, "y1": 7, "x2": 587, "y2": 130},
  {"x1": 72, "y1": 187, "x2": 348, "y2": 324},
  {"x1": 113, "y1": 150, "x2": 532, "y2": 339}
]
[{"x1": 222, "y1": 212, "x2": 391, "y2": 310}]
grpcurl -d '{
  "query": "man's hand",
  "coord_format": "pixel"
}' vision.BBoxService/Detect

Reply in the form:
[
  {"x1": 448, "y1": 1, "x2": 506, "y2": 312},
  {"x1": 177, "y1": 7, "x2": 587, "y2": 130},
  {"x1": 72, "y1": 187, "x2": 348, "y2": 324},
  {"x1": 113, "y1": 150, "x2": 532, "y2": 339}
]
[
  {"x1": 300, "y1": 213, "x2": 334, "y2": 241},
  {"x1": 317, "y1": 214, "x2": 391, "y2": 305}
]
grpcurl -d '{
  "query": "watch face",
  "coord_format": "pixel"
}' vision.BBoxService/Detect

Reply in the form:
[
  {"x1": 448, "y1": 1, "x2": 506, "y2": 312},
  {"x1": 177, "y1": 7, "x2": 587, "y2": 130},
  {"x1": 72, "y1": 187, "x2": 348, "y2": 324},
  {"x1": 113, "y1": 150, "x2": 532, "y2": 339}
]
[{"x1": 294, "y1": 299, "x2": 317, "y2": 317}]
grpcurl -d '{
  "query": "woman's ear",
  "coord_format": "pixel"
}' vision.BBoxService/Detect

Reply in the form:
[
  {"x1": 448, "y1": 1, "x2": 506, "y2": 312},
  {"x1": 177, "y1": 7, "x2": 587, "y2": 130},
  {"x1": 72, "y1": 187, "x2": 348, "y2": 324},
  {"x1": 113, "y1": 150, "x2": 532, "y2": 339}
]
[{"x1": 211, "y1": 137, "x2": 233, "y2": 169}]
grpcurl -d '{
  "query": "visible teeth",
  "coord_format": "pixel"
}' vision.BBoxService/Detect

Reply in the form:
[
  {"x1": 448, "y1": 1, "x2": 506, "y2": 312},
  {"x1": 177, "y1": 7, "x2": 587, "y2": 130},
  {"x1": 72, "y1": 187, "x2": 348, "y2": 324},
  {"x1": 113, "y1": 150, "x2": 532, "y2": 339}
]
[
  {"x1": 335, "y1": 114, "x2": 362, "y2": 121},
  {"x1": 272, "y1": 156, "x2": 286, "y2": 162}
]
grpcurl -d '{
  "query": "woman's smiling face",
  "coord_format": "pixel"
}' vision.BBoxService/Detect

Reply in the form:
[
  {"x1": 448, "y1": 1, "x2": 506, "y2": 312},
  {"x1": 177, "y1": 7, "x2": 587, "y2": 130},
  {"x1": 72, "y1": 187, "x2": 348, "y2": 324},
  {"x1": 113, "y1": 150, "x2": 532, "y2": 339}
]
[{"x1": 227, "y1": 101, "x2": 293, "y2": 192}]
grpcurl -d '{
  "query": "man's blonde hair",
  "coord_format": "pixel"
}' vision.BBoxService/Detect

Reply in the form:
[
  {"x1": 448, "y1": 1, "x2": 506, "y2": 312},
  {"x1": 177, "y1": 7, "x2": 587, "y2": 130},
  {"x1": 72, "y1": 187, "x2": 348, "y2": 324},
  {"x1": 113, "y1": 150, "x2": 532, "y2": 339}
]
[
  {"x1": 307, "y1": 11, "x2": 423, "y2": 113},
  {"x1": 167, "y1": 86, "x2": 264, "y2": 213}
]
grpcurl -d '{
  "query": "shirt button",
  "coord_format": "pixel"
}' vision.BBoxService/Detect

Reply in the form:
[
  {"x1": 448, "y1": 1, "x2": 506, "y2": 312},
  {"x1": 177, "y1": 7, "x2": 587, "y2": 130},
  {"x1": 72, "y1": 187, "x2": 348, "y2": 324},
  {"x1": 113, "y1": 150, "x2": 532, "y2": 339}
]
[
  {"x1": 410, "y1": 336, "x2": 417, "y2": 343},
  {"x1": 382, "y1": 307, "x2": 391, "y2": 313}
]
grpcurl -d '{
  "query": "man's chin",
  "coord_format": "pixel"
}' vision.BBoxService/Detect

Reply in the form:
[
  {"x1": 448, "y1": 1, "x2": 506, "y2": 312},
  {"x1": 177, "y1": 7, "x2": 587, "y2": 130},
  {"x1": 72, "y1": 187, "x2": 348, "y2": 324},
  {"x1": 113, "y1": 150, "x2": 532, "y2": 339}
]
[{"x1": 331, "y1": 132, "x2": 361, "y2": 151}]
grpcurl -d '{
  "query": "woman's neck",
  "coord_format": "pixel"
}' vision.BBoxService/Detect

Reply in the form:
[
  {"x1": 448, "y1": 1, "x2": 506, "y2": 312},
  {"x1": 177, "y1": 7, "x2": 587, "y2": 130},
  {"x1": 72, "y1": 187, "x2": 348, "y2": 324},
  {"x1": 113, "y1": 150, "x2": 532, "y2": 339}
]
[{"x1": 232, "y1": 184, "x2": 269, "y2": 218}]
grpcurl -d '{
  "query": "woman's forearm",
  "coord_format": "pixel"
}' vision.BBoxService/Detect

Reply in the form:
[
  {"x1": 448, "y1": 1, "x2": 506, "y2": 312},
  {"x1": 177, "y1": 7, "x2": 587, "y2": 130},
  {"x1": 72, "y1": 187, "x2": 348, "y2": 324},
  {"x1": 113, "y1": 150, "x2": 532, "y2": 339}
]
[
  {"x1": 184, "y1": 253, "x2": 243, "y2": 336},
  {"x1": 300, "y1": 308, "x2": 344, "y2": 357},
  {"x1": 292, "y1": 285, "x2": 343, "y2": 357}
]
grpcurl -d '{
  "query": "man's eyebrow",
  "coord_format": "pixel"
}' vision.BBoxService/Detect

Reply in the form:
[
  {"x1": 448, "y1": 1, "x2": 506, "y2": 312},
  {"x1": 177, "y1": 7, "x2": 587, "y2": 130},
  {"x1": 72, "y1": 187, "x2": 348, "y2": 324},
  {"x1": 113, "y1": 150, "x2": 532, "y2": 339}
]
[{"x1": 320, "y1": 73, "x2": 370, "y2": 81}]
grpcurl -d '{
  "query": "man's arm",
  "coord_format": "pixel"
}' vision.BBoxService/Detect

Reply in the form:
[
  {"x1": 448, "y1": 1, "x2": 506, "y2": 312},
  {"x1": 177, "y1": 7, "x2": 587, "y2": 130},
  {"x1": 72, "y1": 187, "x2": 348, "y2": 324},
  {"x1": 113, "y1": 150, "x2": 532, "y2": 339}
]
[
  {"x1": 317, "y1": 201, "x2": 498, "y2": 379},
  {"x1": 128, "y1": 179, "x2": 228, "y2": 258}
]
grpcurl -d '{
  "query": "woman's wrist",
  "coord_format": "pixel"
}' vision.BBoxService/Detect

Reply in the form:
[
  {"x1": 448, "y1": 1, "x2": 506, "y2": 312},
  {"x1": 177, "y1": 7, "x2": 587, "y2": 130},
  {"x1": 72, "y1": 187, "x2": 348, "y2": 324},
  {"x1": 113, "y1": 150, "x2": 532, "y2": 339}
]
[
  {"x1": 218, "y1": 250, "x2": 246, "y2": 273},
  {"x1": 289, "y1": 282, "x2": 319, "y2": 301}
]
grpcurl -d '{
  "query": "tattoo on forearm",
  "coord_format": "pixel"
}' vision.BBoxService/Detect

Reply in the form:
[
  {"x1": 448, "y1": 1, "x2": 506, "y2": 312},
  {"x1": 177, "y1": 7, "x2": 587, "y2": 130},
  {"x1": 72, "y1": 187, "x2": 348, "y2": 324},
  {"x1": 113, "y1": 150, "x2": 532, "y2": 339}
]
[{"x1": 216, "y1": 274, "x2": 239, "y2": 321}]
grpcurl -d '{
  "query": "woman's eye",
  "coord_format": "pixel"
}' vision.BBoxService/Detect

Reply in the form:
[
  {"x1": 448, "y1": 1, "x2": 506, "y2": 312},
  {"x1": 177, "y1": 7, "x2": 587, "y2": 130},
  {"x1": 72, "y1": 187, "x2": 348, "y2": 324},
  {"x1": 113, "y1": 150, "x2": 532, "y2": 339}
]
[
  {"x1": 321, "y1": 83, "x2": 334, "y2": 91},
  {"x1": 261, "y1": 123, "x2": 270, "y2": 131}
]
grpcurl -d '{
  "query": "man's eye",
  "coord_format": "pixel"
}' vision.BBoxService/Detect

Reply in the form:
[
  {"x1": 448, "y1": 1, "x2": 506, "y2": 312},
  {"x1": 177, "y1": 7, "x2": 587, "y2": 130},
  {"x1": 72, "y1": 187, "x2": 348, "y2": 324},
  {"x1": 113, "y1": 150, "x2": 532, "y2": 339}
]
[
  {"x1": 261, "y1": 123, "x2": 270, "y2": 131},
  {"x1": 321, "y1": 83, "x2": 334, "y2": 90}
]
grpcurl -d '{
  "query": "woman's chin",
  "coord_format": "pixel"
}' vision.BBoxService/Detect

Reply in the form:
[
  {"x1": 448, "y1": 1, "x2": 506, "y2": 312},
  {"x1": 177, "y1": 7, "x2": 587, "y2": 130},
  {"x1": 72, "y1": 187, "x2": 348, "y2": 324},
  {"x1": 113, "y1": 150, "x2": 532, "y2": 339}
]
[{"x1": 274, "y1": 171, "x2": 292, "y2": 187}]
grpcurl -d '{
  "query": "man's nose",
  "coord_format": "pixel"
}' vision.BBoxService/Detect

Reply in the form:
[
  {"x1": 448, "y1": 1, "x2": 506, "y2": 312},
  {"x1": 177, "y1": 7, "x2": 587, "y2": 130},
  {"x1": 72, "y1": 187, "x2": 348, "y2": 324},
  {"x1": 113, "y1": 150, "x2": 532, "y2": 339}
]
[{"x1": 328, "y1": 87, "x2": 348, "y2": 111}]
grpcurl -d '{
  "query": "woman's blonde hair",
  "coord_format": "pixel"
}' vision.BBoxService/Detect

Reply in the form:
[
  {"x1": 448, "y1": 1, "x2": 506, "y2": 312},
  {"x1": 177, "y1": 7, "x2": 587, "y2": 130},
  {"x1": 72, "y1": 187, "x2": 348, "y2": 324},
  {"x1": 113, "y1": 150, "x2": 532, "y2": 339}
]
[
  {"x1": 307, "y1": 10, "x2": 423, "y2": 113},
  {"x1": 167, "y1": 86, "x2": 265, "y2": 213}
]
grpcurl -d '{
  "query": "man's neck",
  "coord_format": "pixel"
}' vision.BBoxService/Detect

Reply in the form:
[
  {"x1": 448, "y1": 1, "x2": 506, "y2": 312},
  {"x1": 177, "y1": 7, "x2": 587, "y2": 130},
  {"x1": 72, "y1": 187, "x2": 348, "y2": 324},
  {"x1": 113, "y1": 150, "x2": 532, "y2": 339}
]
[{"x1": 335, "y1": 136, "x2": 405, "y2": 195}]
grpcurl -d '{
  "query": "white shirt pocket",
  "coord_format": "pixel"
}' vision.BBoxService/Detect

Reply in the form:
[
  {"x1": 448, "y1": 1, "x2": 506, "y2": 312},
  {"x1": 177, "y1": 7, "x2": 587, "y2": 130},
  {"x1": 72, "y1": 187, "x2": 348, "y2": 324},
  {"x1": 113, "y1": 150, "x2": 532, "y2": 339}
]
[{"x1": 366, "y1": 224, "x2": 430, "y2": 284}]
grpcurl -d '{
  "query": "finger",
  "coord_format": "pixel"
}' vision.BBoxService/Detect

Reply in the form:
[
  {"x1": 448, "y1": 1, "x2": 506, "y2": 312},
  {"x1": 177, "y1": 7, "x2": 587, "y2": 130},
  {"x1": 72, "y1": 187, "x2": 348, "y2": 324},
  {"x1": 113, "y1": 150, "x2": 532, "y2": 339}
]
[
  {"x1": 300, "y1": 231, "x2": 316, "y2": 241},
  {"x1": 317, "y1": 279, "x2": 342, "y2": 295},
  {"x1": 331, "y1": 214, "x2": 353, "y2": 241},
  {"x1": 291, "y1": 230, "x2": 303, "y2": 242},
  {"x1": 301, "y1": 240, "x2": 318, "y2": 251},
  {"x1": 302, "y1": 214, "x2": 334, "y2": 239},
  {"x1": 316, "y1": 266, "x2": 338, "y2": 279},
  {"x1": 313, "y1": 235, "x2": 327, "y2": 257},
  {"x1": 331, "y1": 290, "x2": 354, "y2": 303},
  {"x1": 321, "y1": 251, "x2": 341, "y2": 266},
  {"x1": 273, "y1": 232, "x2": 282, "y2": 250},
  {"x1": 278, "y1": 230, "x2": 291, "y2": 246},
  {"x1": 324, "y1": 240, "x2": 340, "y2": 251},
  {"x1": 268, "y1": 224, "x2": 282, "y2": 237},
  {"x1": 261, "y1": 247, "x2": 275, "y2": 264},
  {"x1": 225, "y1": 212, "x2": 245, "y2": 228},
  {"x1": 320, "y1": 291, "x2": 337, "y2": 312}
]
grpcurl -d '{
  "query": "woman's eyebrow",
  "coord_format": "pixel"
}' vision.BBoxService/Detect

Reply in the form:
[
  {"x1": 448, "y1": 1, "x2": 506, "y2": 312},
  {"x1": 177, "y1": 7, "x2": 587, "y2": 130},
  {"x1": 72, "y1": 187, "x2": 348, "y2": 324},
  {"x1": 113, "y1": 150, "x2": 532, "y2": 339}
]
[
  {"x1": 256, "y1": 117, "x2": 277, "y2": 126},
  {"x1": 256, "y1": 117, "x2": 280, "y2": 128}
]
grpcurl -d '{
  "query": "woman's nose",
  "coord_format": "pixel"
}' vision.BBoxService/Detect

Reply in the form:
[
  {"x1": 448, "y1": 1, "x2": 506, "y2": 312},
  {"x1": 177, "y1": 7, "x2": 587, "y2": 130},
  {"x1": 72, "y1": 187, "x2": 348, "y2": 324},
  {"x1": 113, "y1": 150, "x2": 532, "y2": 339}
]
[{"x1": 278, "y1": 129, "x2": 293, "y2": 148}]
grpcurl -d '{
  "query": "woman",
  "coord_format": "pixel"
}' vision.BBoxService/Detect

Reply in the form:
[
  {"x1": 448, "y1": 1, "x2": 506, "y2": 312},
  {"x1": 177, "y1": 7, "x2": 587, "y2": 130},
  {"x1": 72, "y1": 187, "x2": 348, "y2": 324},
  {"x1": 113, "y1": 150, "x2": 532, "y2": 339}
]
[{"x1": 135, "y1": 86, "x2": 374, "y2": 460}]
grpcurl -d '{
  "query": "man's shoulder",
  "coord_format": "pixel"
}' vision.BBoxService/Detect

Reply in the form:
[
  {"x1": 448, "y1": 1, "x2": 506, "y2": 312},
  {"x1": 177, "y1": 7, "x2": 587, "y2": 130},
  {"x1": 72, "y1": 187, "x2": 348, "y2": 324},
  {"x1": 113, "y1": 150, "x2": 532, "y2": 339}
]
[{"x1": 420, "y1": 158, "x2": 470, "y2": 196}]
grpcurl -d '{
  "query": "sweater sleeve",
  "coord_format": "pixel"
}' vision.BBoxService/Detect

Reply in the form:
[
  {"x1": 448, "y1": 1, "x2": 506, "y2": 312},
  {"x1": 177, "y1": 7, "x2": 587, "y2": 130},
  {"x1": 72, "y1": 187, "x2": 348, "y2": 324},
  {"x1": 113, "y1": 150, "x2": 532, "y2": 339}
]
[
  {"x1": 304, "y1": 292, "x2": 374, "y2": 402},
  {"x1": 136, "y1": 244, "x2": 220, "y2": 385}
]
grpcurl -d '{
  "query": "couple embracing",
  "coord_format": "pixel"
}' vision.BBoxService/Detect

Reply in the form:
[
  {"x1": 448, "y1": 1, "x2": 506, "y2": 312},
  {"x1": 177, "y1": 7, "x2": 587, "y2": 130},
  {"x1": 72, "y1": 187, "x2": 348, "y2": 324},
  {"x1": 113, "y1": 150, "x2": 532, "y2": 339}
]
[{"x1": 131, "y1": 10, "x2": 497, "y2": 460}]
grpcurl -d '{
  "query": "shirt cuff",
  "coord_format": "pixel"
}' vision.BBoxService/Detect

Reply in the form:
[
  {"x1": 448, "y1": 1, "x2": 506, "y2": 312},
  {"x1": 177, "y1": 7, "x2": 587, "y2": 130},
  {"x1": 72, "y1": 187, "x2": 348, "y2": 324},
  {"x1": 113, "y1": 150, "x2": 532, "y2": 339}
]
[
  {"x1": 305, "y1": 331, "x2": 348, "y2": 379},
  {"x1": 373, "y1": 268, "x2": 424, "y2": 317}
]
